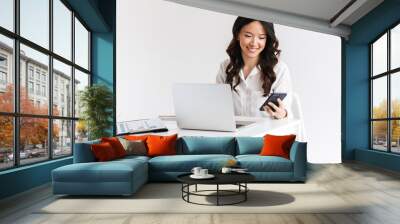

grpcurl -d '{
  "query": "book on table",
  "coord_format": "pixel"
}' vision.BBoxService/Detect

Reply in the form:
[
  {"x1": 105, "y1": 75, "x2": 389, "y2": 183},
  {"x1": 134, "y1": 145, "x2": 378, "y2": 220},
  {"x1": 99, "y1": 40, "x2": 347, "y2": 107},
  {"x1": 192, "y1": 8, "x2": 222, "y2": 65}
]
[{"x1": 116, "y1": 118, "x2": 168, "y2": 135}]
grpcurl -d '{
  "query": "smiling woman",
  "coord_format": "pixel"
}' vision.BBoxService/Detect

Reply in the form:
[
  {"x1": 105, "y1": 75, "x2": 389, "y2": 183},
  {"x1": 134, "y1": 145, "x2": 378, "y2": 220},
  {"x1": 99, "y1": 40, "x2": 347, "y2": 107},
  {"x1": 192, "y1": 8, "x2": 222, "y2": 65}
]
[{"x1": 216, "y1": 17, "x2": 292, "y2": 119}]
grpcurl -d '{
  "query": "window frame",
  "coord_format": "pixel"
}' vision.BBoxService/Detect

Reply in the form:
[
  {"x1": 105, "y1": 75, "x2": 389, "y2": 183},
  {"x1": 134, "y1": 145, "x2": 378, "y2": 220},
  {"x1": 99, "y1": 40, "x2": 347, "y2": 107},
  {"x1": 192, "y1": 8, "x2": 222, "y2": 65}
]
[
  {"x1": 370, "y1": 20, "x2": 400, "y2": 154},
  {"x1": 0, "y1": 0, "x2": 92, "y2": 171}
]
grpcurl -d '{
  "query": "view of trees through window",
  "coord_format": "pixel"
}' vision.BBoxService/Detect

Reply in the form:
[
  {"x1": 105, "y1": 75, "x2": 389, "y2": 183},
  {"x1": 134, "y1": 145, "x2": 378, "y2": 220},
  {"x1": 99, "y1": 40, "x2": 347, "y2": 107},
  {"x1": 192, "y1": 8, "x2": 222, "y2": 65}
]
[
  {"x1": 0, "y1": 0, "x2": 90, "y2": 170},
  {"x1": 371, "y1": 23, "x2": 400, "y2": 153}
]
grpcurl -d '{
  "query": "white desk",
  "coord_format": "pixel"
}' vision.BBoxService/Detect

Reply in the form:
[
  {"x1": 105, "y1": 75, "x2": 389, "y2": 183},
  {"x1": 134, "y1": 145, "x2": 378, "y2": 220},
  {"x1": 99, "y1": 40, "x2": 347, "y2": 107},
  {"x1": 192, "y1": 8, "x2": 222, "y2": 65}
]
[{"x1": 158, "y1": 116, "x2": 305, "y2": 141}]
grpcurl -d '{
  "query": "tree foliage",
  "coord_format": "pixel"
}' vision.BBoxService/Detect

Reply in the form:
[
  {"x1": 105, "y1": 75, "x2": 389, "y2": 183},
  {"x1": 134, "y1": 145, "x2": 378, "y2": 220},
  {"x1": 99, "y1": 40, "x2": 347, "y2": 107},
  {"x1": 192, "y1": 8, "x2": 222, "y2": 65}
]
[
  {"x1": 79, "y1": 84, "x2": 113, "y2": 140},
  {"x1": 0, "y1": 85, "x2": 59, "y2": 150},
  {"x1": 372, "y1": 99, "x2": 400, "y2": 141}
]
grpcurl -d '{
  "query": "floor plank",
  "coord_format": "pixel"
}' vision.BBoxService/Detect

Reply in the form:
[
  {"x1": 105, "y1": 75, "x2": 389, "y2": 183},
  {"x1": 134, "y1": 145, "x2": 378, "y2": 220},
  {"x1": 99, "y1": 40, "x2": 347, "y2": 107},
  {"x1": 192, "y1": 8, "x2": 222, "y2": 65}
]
[{"x1": 1, "y1": 162, "x2": 400, "y2": 224}]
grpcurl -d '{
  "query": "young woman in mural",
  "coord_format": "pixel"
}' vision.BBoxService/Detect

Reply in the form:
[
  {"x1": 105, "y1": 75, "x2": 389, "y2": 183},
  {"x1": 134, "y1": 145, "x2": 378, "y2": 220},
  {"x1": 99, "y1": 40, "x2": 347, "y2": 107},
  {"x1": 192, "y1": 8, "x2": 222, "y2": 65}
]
[{"x1": 216, "y1": 17, "x2": 292, "y2": 119}]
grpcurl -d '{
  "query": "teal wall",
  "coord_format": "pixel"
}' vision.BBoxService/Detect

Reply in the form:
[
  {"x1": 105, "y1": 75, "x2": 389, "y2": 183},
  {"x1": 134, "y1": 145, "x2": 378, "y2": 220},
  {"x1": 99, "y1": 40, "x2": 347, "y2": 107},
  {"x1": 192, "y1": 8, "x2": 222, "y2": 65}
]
[
  {"x1": 343, "y1": 0, "x2": 400, "y2": 171},
  {"x1": 0, "y1": 0, "x2": 116, "y2": 200},
  {"x1": 91, "y1": 0, "x2": 116, "y2": 134},
  {"x1": 0, "y1": 158, "x2": 72, "y2": 199}
]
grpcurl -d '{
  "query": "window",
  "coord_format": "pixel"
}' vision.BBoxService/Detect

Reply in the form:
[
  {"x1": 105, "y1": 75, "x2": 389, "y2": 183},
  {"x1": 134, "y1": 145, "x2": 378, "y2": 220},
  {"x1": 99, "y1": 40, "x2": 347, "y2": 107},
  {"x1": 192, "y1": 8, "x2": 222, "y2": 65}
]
[
  {"x1": 42, "y1": 85, "x2": 46, "y2": 97},
  {"x1": 0, "y1": 71, "x2": 6, "y2": 85},
  {"x1": 371, "y1": 23, "x2": 400, "y2": 154},
  {"x1": 53, "y1": 119, "x2": 72, "y2": 158},
  {"x1": 0, "y1": 34, "x2": 13, "y2": 113},
  {"x1": 0, "y1": 1, "x2": 91, "y2": 170},
  {"x1": 0, "y1": 116, "x2": 13, "y2": 170},
  {"x1": 20, "y1": 0, "x2": 49, "y2": 49},
  {"x1": 53, "y1": 59, "x2": 71, "y2": 116},
  {"x1": 28, "y1": 81, "x2": 34, "y2": 94},
  {"x1": 75, "y1": 18, "x2": 89, "y2": 69},
  {"x1": 74, "y1": 69, "x2": 89, "y2": 118},
  {"x1": 35, "y1": 70, "x2": 41, "y2": 81},
  {"x1": 53, "y1": 0, "x2": 72, "y2": 60},
  {"x1": 0, "y1": 55, "x2": 7, "y2": 67},
  {"x1": 0, "y1": 0, "x2": 13, "y2": 32},
  {"x1": 29, "y1": 67, "x2": 34, "y2": 80}
]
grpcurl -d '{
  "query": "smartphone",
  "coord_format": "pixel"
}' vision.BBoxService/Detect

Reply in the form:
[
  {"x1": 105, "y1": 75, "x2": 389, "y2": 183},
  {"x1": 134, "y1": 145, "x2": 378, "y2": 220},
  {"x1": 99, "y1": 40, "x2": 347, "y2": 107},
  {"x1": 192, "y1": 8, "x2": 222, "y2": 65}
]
[{"x1": 259, "y1": 93, "x2": 287, "y2": 111}]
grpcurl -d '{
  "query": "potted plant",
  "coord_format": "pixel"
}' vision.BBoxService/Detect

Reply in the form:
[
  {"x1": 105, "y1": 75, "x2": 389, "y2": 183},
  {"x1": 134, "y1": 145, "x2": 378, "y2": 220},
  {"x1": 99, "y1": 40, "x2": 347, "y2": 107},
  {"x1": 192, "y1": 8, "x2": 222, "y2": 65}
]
[{"x1": 79, "y1": 84, "x2": 113, "y2": 140}]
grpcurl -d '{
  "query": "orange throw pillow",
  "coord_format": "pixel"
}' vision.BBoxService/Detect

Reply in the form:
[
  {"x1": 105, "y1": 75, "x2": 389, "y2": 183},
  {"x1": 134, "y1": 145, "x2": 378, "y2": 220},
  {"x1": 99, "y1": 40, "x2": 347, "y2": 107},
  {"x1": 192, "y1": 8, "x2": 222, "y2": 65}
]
[
  {"x1": 101, "y1": 137, "x2": 127, "y2": 158},
  {"x1": 124, "y1": 135, "x2": 149, "y2": 141},
  {"x1": 260, "y1": 134, "x2": 296, "y2": 159},
  {"x1": 91, "y1": 142, "x2": 117, "y2": 161},
  {"x1": 146, "y1": 134, "x2": 178, "y2": 157}
]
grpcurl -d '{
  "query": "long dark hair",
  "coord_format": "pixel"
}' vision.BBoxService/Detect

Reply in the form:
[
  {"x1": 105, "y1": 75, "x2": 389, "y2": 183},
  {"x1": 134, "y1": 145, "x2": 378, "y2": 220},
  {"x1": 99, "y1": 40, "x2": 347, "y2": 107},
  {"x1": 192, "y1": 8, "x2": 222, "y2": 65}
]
[{"x1": 226, "y1": 17, "x2": 281, "y2": 96}]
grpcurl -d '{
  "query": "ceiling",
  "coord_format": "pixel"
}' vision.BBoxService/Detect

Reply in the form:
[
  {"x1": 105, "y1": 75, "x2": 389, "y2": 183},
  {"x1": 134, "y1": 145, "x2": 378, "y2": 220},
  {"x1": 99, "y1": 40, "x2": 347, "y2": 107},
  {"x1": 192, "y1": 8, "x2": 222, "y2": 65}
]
[{"x1": 164, "y1": 0, "x2": 384, "y2": 38}]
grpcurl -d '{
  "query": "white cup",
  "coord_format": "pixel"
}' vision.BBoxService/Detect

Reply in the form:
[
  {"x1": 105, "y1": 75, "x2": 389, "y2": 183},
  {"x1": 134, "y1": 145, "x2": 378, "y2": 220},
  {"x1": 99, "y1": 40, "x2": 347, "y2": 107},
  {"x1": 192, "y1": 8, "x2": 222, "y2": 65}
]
[
  {"x1": 221, "y1": 167, "x2": 232, "y2": 174},
  {"x1": 191, "y1": 167, "x2": 202, "y2": 176},
  {"x1": 200, "y1": 169, "x2": 208, "y2": 176}
]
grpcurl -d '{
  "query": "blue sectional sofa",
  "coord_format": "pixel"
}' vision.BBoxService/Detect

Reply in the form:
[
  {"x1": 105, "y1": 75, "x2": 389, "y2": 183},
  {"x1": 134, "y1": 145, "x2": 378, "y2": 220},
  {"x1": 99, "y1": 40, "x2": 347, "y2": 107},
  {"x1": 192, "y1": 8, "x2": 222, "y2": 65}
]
[{"x1": 52, "y1": 136, "x2": 307, "y2": 196}]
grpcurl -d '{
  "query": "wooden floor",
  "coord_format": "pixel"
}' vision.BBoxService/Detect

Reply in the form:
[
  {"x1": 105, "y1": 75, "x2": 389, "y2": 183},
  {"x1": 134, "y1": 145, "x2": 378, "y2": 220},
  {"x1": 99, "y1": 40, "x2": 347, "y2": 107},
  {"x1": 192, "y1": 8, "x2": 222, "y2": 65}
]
[{"x1": 1, "y1": 162, "x2": 400, "y2": 224}]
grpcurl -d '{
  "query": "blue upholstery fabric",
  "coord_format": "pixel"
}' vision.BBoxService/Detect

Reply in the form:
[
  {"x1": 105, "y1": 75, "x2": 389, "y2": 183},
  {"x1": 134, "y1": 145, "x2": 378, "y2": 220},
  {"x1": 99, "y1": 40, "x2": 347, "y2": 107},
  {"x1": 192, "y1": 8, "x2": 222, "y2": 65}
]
[
  {"x1": 53, "y1": 138, "x2": 307, "y2": 196},
  {"x1": 290, "y1": 141, "x2": 307, "y2": 181},
  {"x1": 149, "y1": 154, "x2": 235, "y2": 172},
  {"x1": 236, "y1": 155, "x2": 293, "y2": 172},
  {"x1": 52, "y1": 158, "x2": 148, "y2": 195},
  {"x1": 73, "y1": 140, "x2": 100, "y2": 163},
  {"x1": 235, "y1": 137, "x2": 263, "y2": 155},
  {"x1": 177, "y1": 136, "x2": 236, "y2": 155}
]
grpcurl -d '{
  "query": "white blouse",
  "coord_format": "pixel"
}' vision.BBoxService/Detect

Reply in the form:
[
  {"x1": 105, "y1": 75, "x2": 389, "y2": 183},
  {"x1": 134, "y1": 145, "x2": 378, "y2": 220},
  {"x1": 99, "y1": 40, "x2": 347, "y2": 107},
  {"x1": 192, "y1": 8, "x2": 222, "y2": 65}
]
[{"x1": 216, "y1": 59, "x2": 293, "y2": 118}]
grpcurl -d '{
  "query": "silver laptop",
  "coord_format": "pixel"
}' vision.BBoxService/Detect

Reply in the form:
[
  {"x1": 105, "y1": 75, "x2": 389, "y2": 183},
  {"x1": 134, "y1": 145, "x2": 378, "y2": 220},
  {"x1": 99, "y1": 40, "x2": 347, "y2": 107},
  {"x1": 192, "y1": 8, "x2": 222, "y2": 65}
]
[{"x1": 172, "y1": 83, "x2": 249, "y2": 132}]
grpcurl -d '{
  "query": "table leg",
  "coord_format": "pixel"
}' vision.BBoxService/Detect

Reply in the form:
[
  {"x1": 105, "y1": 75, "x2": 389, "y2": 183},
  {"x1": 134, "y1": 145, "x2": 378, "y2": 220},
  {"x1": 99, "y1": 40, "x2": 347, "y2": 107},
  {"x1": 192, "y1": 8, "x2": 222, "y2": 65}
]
[
  {"x1": 217, "y1": 184, "x2": 219, "y2": 206},
  {"x1": 195, "y1": 184, "x2": 197, "y2": 192},
  {"x1": 245, "y1": 183, "x2": 247, "y2": 201}
]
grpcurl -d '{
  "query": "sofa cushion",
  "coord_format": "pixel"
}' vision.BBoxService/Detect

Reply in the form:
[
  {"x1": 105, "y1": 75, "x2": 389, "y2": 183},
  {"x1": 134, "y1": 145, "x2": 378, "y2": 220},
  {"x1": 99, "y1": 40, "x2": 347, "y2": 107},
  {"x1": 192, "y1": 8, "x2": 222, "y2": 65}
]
[
  {"x1": 53, "y1": 159, "x2": 147, "y2": 183},
  {"x1": 178, "y1": 136, "x2": 236, "y2": 155},
  {"x1": 101, "y1": 137, "x2": 127, "y2": 158},
  {"x1": 149, "y1": 154, "x2": 235, "y2": 172},
  {"x1": 118, "y1": 137, "x2": 147, "y2": 156},
  {"x1": 91, "y1": 142, "x2": 118, "y2": 161},
  {"x1": 236, "y1": 137, "x2": 263, "y2": 155},
  {"x1": 260, "y1": 134, "x2": 296, "y2": 159},
  {"x1": 147, "y1": 134, "x2": 178, "y2": 157},
  {"x1": 236, "y1": 155, "x2": 293, "y2": 172}
]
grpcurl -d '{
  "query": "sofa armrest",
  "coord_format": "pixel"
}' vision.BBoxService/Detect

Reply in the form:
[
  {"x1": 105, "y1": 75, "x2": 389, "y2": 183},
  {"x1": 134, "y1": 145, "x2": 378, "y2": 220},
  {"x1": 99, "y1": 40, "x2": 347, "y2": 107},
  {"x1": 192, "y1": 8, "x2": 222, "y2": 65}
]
[
  {"x1": 73, "y1": 140, "x2": 100, "y2": 163},
  {"x1": 289, "y1": 141, "x2": 307, "y2": 181}
]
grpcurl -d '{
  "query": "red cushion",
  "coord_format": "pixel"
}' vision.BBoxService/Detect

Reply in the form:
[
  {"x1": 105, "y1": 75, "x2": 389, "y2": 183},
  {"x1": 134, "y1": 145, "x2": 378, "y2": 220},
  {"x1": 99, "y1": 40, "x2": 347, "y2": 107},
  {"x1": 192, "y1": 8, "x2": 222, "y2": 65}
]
[
  {"x1": 146, "y1": 134, "x2": 177, "y2": 157},
  {"x1": 101, "y1": 137, "x2": 127, "y2": 158},
  {"x1": 259, "y1": 134, "x2": 296, "y2": 159},
  {"x1": 124, "y1": 135, "x2": 149, "y2": 141},
  {"x1": 91, "y1": 142, "x2": 118, "y2": 161}
]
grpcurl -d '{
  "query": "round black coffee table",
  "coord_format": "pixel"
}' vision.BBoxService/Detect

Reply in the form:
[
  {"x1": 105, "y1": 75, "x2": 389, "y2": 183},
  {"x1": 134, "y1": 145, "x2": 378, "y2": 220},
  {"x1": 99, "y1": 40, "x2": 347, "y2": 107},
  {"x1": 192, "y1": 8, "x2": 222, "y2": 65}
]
[{"x1": 177, "y1": 173, "x2": 255, "y2": 206}]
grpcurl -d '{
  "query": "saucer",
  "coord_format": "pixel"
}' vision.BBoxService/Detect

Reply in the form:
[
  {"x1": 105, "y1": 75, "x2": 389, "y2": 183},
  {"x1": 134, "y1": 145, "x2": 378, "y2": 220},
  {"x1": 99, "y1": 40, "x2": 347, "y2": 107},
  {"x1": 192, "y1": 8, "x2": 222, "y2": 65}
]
[{"x1": 190, "y1": 174, "x2": 215, "y2": 179}]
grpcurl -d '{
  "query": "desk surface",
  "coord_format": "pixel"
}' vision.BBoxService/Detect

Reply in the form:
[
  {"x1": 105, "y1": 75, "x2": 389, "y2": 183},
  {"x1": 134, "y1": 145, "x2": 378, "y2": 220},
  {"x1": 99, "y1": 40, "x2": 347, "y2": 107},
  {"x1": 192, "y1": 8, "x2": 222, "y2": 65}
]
[{"x1": 158, "y1": 116, "x2": 302, "y2": 137}]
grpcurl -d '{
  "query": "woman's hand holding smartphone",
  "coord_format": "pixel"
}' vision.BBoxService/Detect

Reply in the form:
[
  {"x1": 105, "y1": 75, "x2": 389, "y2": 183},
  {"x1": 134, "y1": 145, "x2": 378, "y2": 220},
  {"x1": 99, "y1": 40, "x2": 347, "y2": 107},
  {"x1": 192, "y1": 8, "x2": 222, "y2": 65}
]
[{"x1": 260, "y1": 93, "x2": 287, "y2": 119}]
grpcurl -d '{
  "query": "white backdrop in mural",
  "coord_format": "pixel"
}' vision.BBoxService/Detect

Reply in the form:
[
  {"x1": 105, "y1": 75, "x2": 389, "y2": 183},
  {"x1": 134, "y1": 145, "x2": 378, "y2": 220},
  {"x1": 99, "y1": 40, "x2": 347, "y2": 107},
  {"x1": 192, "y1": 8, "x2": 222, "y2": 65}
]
[{"x1": 116, "y1": 0, "x2": 341, "y2": 163}]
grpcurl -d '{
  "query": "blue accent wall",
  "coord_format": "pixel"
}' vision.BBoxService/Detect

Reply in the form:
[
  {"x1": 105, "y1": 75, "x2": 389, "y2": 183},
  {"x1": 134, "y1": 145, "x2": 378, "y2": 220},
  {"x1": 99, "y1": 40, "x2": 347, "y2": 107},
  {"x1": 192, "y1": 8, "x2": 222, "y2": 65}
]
[
  {"x1": 0, "y1": 0, "x2": 116, "y2": 200},
  {"x1": 0, "y1": 158, "x2": 72, "y2": 199},
  {"x1": 92, "y1": 33, "x2": 114, "y2": 88},
  {"x1": 91, "y1": 0, "x2": 116, "y2": 134},
  {"x1": 343, "y1": 0, "x2": 400, "y2": 171}
]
